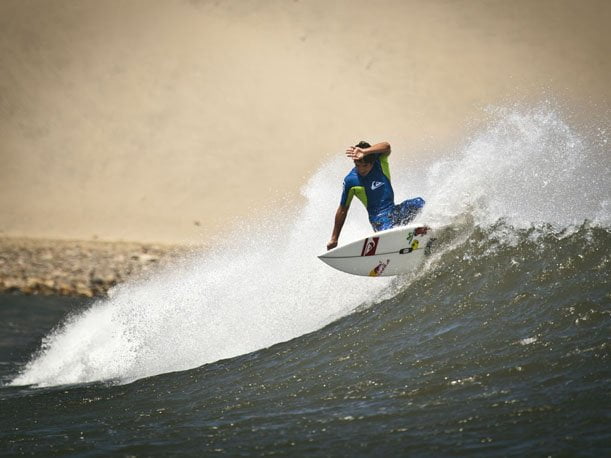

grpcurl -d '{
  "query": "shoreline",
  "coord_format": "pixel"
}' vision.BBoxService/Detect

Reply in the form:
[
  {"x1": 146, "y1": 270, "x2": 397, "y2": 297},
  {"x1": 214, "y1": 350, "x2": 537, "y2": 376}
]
[{"x1": 0, "y1": 237, "x2": 193, "y2": 298}]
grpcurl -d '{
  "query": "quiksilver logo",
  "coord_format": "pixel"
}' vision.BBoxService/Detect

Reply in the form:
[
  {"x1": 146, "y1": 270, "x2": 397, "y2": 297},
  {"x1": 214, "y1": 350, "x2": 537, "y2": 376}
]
[
  {"x1": 361, "y1": 237, "x2": 380, "y2": 256},
  {"x1": 371, "y1": 181, "x2": 384, "y2": 190}
]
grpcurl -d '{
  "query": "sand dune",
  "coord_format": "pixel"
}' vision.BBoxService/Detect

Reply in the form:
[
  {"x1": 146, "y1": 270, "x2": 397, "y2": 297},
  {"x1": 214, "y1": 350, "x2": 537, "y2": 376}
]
[{"x1": 0, "y1": 0, "x2": 609, "y2": 243}]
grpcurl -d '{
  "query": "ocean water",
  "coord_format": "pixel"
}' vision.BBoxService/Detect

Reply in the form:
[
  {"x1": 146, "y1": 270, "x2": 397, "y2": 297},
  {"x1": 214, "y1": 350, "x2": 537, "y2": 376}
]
[{"x1": 1, "y1": 105, "x2": 609, "y2": 456}]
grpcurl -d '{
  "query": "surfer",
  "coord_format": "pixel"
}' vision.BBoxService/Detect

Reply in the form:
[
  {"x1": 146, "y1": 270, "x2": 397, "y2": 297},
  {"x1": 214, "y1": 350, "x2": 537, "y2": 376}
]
[{"x1": 326, "y1": 141, "x2": 425, "y2": 250}]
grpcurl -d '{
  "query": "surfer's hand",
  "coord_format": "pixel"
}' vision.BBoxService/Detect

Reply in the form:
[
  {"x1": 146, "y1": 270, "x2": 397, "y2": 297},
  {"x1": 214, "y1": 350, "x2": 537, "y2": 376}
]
[
  {"x1": 327, "y1": 240, "x2": 338, "y2": 250},
  {"x1": 346, "y1": 146, "x2": 364, "y2": 161}
]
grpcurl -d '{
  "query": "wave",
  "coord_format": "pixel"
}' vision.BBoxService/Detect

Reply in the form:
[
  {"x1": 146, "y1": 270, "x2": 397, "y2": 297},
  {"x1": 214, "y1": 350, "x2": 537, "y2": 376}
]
[{"x1": 10, "y1": 103, "x2": 609, "y2": 388}]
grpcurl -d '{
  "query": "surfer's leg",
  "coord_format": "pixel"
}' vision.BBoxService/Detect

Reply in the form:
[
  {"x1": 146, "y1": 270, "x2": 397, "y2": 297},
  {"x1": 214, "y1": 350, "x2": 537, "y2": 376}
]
[
  {"x1": 392, "y1": 197, "x2": 425, "y2": 226},
  {"x1": 370, "y1": 213, "x2": 394, "y2": 232}
]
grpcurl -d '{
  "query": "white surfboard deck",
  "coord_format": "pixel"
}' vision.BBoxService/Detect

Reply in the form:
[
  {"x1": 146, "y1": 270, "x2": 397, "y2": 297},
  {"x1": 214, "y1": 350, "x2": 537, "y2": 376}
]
[{"x1": 319, "y1": 224, "x2": 436, "y2": 277}]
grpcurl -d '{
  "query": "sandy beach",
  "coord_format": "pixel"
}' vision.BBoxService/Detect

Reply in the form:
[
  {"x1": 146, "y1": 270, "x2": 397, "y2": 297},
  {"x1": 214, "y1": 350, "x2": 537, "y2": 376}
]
[{"x1": 0, "y1": 0, "x2": 609, "y2": 246}]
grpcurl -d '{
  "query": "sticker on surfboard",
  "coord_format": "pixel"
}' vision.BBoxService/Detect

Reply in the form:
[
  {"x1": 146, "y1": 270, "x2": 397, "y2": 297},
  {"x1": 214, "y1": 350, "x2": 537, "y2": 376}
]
[
  {"x1": 369, "y1": 259, "x2": 390, "y2": 277},
  {"x1": 361, "y1": 237, "x2": 380, "y2": 256}
]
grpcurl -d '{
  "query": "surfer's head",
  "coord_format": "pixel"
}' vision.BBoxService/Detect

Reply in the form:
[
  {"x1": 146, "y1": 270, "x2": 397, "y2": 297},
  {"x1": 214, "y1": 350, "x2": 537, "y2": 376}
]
[{"x1": 354, "y1": 141, "x2": 375, "y2": 176}]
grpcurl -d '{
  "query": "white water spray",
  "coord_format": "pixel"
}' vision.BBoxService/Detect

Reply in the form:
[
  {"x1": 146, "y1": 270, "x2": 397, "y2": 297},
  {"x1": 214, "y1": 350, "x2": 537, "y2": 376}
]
[
  {"x1": 11, "y1": 103, "x2": 609, "y2": 387},
  {"x1": 419, "y1": 104, "x2": 609, "y2": 229},
  {"x1": 11, "y1": 158, "x2": 394, "y2": 387}
]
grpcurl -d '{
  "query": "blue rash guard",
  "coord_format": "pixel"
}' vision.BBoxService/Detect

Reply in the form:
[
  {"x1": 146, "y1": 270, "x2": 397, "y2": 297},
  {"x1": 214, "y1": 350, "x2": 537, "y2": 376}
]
[{"x1": 340, "y1": 154, "x2": 425, "y2": 231}]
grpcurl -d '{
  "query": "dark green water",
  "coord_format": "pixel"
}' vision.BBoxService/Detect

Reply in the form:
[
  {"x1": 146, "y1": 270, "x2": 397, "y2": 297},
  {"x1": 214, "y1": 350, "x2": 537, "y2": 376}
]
[{"x1": 1, "y1": 225, "x2": 609, "y2": 456}]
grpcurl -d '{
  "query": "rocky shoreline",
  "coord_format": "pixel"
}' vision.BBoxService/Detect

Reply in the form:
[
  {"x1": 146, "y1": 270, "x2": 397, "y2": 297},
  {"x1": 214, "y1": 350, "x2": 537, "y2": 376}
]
[{"x1": 0, "y1": 237, "x2": 193, "y2": 298}]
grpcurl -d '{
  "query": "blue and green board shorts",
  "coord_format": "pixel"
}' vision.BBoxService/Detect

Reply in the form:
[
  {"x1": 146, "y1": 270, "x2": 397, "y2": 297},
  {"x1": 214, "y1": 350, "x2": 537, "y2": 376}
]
[{"x1": 370, "y1": 197, "x2": 425, "y2": 232}]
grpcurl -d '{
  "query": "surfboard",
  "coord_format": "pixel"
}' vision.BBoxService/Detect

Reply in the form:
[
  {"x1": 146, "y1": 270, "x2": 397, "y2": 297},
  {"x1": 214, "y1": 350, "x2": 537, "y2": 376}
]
[{"x1": 318, "y1": 224, "x2": 436, "y2": 277}]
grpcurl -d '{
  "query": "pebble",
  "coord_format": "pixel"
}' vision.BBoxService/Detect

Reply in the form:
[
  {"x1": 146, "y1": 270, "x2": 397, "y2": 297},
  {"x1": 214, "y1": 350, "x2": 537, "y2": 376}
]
[{"x1": 0, "y1": 237, "x2": 193, "y2": 298}]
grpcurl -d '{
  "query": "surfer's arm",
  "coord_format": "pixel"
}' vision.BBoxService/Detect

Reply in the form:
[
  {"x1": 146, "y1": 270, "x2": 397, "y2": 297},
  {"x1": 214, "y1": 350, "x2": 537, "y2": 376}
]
[
  {"x1": 346, "y1": 142, "x2": 391, "y2": 160},
  {"x1": 327, "y1": 205, "x2": 349, "y2": 250}
]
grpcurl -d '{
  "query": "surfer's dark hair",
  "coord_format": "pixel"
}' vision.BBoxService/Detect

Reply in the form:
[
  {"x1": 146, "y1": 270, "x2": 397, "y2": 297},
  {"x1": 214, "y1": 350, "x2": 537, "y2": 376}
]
[{"x1": 355, "y1": 141, "x2": 376, "y2": 163}]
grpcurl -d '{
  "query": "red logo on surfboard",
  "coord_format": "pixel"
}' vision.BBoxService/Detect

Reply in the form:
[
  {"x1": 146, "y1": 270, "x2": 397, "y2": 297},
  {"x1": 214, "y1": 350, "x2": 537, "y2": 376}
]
[
  {"x1": 361, "y1": 237, "x2": 380, "y2": 256},
  {"x1": 414, "y1": 226, "x2": 430, "y2": 236}
]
